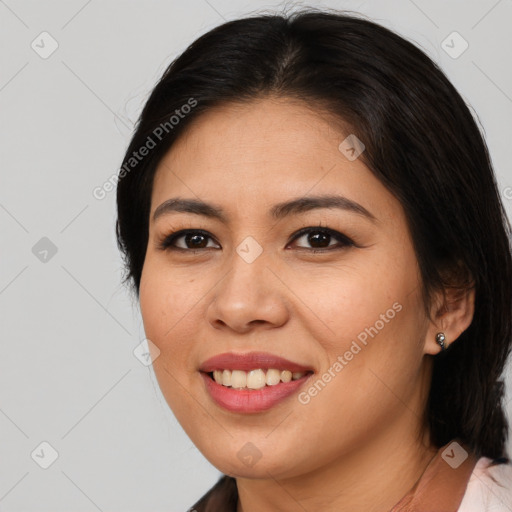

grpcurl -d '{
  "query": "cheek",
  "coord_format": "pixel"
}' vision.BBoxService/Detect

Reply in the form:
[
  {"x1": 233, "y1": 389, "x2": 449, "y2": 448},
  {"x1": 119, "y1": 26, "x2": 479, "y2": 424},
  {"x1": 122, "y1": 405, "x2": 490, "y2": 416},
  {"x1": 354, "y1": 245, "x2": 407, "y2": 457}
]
[
  {"x1": 290, "y1": 297, "x2": 426, "y2": 466},
  {"x1": 139, "y1": 260, "x2": 206, "y2": 349},
  {"x1": 139, "y1": 262, "x2": 206, "y2": 420},
  {"x1": 289, "y1": 251, "x2": 427, "y2": 412},
  {"x1": 288, "y1": 257, "x2": 415, "y2": 352}
]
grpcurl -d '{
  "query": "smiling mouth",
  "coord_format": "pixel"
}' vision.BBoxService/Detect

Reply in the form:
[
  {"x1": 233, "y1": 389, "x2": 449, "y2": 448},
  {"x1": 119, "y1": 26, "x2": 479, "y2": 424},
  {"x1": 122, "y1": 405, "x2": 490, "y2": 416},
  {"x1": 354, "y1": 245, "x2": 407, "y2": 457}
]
[{"x1": 205, "y1": 368, "x2": 314, "y2": 390}]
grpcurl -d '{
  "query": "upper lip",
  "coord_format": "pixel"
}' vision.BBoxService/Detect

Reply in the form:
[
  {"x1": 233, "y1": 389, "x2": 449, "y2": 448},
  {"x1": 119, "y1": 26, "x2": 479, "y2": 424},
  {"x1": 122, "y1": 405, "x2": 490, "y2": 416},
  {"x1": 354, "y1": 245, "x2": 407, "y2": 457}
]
[{"x1": 199, "y1": 351, "x2": 314, "y2": 373}]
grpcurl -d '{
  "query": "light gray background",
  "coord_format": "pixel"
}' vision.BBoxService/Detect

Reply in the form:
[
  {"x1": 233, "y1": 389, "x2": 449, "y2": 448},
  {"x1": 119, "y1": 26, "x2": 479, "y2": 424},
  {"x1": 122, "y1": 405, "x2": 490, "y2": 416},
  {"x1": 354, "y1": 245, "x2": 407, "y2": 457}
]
[{"x1": 1, "y1": 1, "x2": 511, "y2": 511}]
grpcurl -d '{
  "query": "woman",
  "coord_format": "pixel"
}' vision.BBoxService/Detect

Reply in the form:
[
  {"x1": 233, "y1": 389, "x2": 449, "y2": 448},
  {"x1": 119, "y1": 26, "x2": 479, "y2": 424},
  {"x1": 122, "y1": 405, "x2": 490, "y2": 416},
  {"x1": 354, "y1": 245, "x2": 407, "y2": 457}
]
[{"x1": 116, "y1": 9, "x2": 512, "y2": 511}]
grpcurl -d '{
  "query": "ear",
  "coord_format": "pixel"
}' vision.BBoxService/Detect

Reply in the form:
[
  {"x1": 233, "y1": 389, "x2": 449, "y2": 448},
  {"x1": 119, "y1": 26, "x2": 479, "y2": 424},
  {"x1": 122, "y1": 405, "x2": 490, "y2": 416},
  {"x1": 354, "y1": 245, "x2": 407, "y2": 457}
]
[{"x1": 423, "y1": 284, "x2": 475, "y2": 355}]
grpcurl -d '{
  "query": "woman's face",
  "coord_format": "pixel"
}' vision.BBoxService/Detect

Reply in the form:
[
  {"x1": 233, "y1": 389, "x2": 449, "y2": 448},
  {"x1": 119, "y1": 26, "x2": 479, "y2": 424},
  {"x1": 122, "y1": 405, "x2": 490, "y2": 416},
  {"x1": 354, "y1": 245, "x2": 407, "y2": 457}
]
[{"x1": 139, "y1": 97, "x2": 437, "y2": 479}]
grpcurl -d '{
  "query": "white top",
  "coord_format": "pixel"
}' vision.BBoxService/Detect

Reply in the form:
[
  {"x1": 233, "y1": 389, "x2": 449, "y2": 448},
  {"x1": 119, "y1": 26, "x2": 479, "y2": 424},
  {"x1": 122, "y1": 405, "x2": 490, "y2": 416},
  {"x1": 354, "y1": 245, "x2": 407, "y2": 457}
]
[{"x1": 458, "y1": 457, "x2": 512, "y2": 511}]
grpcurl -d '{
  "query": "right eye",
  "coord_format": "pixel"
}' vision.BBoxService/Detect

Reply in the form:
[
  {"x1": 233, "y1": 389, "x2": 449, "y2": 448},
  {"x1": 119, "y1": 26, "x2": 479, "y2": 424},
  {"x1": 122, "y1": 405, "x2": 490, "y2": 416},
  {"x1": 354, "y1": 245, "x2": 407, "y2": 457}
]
[{"x1": 158, "y1": 229, "x2": 220, "y2": 252}]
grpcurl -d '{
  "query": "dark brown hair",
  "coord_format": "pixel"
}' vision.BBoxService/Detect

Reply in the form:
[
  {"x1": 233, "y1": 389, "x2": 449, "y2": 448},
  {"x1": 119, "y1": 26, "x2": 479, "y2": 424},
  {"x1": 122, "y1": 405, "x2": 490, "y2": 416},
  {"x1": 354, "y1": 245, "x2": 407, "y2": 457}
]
[{"x1": 116, "y1": 9, "x2": 512, "y2": 462}]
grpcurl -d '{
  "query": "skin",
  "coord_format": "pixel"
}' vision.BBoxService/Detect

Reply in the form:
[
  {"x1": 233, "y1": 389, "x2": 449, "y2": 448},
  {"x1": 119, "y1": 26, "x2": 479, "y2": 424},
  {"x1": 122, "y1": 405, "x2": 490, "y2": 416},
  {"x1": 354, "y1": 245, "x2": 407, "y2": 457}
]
[{"x1": 139, "y1": 96, "x2": 475, "y2": 512}]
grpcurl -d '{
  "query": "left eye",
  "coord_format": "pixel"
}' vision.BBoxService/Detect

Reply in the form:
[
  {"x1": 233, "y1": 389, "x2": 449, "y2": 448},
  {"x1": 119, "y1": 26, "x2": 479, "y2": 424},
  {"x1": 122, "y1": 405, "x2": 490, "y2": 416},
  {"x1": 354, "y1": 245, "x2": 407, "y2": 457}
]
[{"x1": 289, "y1": 227, "x2": 354, "y2": 251}]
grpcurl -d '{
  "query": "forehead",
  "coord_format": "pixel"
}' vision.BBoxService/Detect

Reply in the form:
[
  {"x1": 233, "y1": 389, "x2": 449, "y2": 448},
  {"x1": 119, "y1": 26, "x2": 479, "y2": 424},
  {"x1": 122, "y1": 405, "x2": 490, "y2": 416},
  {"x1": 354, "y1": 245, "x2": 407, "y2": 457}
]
[{"x1": 150, "y1": 97, "x2": 400, "y2": 224}]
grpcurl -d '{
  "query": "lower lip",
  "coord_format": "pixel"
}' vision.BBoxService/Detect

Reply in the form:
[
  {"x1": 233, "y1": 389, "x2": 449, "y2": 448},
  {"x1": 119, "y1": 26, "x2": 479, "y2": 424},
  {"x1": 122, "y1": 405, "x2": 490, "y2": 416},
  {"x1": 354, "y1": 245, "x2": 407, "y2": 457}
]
[{"x1": 200, "y1": 372, "x2": 312, "y2": 413}]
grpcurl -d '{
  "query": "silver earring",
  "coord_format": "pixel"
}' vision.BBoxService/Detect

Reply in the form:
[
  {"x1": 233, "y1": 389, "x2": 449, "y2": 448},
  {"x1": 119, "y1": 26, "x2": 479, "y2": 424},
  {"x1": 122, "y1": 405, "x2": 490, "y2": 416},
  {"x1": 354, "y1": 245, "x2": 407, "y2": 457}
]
[{"x1": 436, "y1": 332, "x2": 447, "y2": 351}]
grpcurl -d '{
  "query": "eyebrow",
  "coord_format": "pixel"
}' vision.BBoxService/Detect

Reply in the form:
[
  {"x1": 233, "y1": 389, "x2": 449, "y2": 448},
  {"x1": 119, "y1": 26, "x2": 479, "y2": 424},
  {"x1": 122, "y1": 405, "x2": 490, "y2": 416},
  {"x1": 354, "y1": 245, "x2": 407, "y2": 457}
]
[{"x1": 152, "y1": 194, "x2": 378, "y2": 224}]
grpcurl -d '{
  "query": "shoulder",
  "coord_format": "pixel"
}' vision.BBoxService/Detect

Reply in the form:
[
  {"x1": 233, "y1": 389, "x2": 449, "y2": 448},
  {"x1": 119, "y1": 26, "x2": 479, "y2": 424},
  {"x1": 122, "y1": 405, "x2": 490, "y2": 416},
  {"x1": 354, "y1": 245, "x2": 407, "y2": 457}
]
[
  {"x1": 458, "y1": 457, "x2": 512, "y2": 511},
  {"x1": 188, "y1": 475, "x2": 238, "y2": 512}
]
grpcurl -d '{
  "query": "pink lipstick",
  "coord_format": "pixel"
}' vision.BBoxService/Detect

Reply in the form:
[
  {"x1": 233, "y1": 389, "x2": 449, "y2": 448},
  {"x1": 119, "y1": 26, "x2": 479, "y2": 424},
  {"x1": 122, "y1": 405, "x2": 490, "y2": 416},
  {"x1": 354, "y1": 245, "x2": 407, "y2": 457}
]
[{"x1": 199, "y1": 352, "x2": 314, "y2": 413}]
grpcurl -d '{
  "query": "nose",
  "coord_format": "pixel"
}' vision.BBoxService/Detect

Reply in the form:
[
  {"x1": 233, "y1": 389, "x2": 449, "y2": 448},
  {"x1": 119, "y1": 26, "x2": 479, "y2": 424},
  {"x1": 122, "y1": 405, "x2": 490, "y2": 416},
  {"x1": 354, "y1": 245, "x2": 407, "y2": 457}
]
[{"x1": 206, "y1": 249, "x2": 290, "y2": 334}]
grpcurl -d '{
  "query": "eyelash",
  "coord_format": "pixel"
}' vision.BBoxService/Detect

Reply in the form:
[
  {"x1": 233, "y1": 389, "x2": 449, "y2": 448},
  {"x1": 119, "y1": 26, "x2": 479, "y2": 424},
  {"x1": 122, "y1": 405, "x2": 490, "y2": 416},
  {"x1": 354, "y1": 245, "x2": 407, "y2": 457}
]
[{"x1": 157, "y1": 226, "x2": 356, "y2": 254}]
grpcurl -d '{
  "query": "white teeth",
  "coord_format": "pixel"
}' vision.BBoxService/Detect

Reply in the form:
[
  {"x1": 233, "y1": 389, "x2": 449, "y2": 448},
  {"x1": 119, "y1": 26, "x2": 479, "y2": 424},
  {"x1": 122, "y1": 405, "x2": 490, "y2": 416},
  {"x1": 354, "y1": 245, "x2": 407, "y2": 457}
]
[
  {"x1": 213, "y1": 370, "x2": 223, "y2": 384},
  {"x1": 247, "y1": 369, "x2": 266, "y2": 389},
  {"x1": 210, "y1": 368, "x2": 308, "y2": 389},
  {"x1": 266, "y1": 368, "x2": 281, "y2": 386},
  {"x1": 280, "y1": 370, "x2": 292, "y2": 383},
  {"x1": 231, "y1": 370, "x2": 247, "y2": 389},
  {"x1": 222, "y1": 369, "x2": 232, "y2": 387}
]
